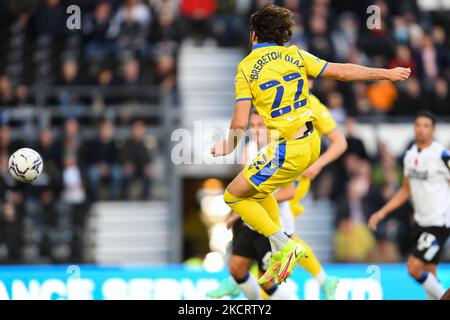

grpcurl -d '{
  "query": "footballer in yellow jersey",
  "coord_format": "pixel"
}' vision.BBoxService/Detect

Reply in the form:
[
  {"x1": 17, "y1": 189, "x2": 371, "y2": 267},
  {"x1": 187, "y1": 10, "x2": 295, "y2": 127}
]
[
  {"x1": 208, "y1": 103, "x2": 347, "y2": 300},
  {"x1": 211, "y1": 3, "x2": 410, "y2": 285}
]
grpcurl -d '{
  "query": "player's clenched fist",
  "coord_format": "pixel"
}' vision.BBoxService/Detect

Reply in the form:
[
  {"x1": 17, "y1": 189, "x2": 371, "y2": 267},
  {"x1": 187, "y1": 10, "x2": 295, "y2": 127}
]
[
  {"x1": 211, "y1": 139, "x2": 229, "y2": 157},
  {"x1": 387, "y1": 67, "x2": 411, "y2": 81}
]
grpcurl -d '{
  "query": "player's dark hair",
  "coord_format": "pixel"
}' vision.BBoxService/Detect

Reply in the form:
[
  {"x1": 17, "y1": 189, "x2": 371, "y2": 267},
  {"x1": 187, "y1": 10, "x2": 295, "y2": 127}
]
[
  {"x1": 250, "y1": 4, "x2": 294, "y2": 46},
  {"x1": 416, "y1": 111, "x2": 436, "y2": 126}
]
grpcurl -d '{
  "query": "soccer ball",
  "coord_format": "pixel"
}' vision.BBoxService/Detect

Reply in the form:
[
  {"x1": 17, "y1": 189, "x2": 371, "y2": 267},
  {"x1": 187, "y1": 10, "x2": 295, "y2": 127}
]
[{"x1": 8, "y1": 148, "x2": 44, "y2": 183}]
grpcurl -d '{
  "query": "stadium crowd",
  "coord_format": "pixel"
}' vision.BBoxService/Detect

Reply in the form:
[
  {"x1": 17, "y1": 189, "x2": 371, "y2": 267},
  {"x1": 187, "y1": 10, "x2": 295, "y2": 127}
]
[
  {"x1": 0, "y1": 0, "x2": 449, "y2": 264},
  {"x1": 0, "y1": 0, "x2": 448, "y2": 112}
]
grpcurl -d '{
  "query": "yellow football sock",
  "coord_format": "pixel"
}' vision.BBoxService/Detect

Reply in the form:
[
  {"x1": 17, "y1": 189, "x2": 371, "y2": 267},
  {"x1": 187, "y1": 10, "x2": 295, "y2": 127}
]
[
  {"x1": 252, "y1": 193, "x2": 280, "y2": 228},
  {"x1": 292, "y1": 235, "x2": 323, "y2": 276},
  {"x1": 224, "y1": 189, "x2": 280, "y2": 237},
  {"x1": 290, "y1": 177, "x2": 311, "y2": 217}
]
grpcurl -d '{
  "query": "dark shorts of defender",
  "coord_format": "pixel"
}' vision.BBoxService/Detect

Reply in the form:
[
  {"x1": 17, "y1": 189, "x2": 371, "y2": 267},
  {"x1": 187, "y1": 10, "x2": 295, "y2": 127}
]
[
  {"x1": 410, "y1": 224, "x2": 450, "y2": 264},
  {"x1": 232, "y1": 219, "x2": 272, "y2": 272}
]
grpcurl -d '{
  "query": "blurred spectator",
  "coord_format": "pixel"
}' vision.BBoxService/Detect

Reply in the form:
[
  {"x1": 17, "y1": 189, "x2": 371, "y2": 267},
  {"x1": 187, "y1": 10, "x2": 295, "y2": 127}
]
[
  {"x1": 60, "y1": 119, "x2": 88, "y2": 231},
  {"x1": 59, "y1": 59, "x2": 82, "y2": 86},
  {"x1": 83, "y1": 0, "x2": 115, "y2": 60},
  {"x1": 392, "y1": 15, "x2": 409, "y2": 45},
  {"x1": 109, "y1": 0, "x2": 152, "y2": 55},
  {"x1": 97, "y1": 67, "x2": 115, "y2": 88},
  {"x1": 352, "y1": 82, "x2": 371, "y2": 115},
  {"x1": 288, "y1": 14, "x2": 307, "y2": 49},
  {"x1": 359, "y1": 19, "x2": 395, "y2": 60},
  {"x1": 117, "y1": 58, "x2": 144, "y2": 105},
  {"x1": 388, "y1": 45, "x2": 417, "y2": 78},
  {"x1": 0, "y1": 75, "x2": 14, "y2": 106},
  {"x1": 0, "y1": 148, "x2": 25, "y2": 263},
  {"x1": 4, "y1": 0, "x2": 40, "y2": 19},
  {"x1": 0, "y1": 125, "x2": 23, "y2": 155},
  {"x1": 331, "y1": 12, "x2": 359, "y2": 61},
  {"x1": 120, "y1": 120, "x2": 153, "y2": 200},
  {"x1": 210, "y1": 0, "x2": 243, "y2": 46},
  {"x1": 0, "y1": 202, "x2": 23, "y2": 263},
  {"x1": 326, "y1": 91, "x2": 346, "y2": 125},
  {"x1": 307, "y1": 14, "x2": 334, "y2": 62},
  {"x1": 430, "y1": 78, "x2": 449, "y2": 116},
  {"x1": 0, "y1": 153, "x2": 17, "y2": 195},
  {"x1": 112, "y1": 0, "x2": 152, "y2": 28},
  {"x1": 335, "y1": 160, "x2": 379, "y2": 262},
  {"x1": 36, "y1": 128, "x2": 61, "y2": 168},
  {"x1": 61, "y1": 155, "x2": 87, "y2": 229},
  {"x1": 154, "y1": 54, "x2": 176, "y2": 92},
  {"x1": 85, "y1": 120, "x2": 121, "y2": 200},
  {"x1": 431, "y1": 26, "x2": 449, "y2": 78},
  {"x1": 34, "y1": 0, "x2": 66, "y2": 38},
  {"x1": 34, "y1": 128, "x2": 63, "y2": 195},
  {"x1": 283, "y1": 0, "x2": 302, "y2": 15},
  {"x1": 150, "y1": 0, "x2": 180, "y2": 16},
  {"x1": 61, "y1": 119, "x2": 81, "y2": 164},
  {"x1": 57, "y1": 59, "x2": 87, "y2": 110},
  {"x1": 418, "y1": 35, "x2": 439, "y2": 82},
  {"x1": 180, "y1": 0, "x2": 216, "y2": 43},
  {"x1": 371, "y1": 143, "x2": 408, "y2": 262},
  {"x1": 91, "y1": 67, "x2": 119, "y2": 108},
  {"x1": 342, "y1": 118, "x2": 369, "y2": 161},
  {"x1": 152, "y1": 6, "x2": 181, "y2": 45},
  {"x1": 14, "y1": 84, "x2": 31, "y2": 106},
  {"x1": 373, "y1": 143, "x2": 401, "y2": 193},
  {"x1": 119, "y1": 58, "x2": 142, "y2": 86},
  {"x1": 394, "y1": 78, "x2": 426, "y2": 116}
]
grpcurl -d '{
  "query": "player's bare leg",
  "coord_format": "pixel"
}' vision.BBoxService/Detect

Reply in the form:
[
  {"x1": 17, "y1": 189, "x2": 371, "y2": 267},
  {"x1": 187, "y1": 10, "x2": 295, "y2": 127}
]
[
  {"x1": 407, "y1": 256, "x2": 445, "y2": 299},
  {"x1": 425, "y1": 263, "x2": 437, "y2": 275},
  {"x1": 228, "y1": 255, "x2": 261, "y2": 300},
  {"x1": 229, "y1": 255, "x2": 253, "y2": 279},
  {"x1": 207, "y1": 254, "x2": 257, "y2": 299}
]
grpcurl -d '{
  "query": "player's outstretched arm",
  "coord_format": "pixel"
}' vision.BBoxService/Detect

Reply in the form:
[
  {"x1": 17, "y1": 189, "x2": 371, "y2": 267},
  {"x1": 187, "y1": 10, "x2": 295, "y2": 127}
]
[
  {"x1": 211, "y1": 100, "x2": 251, "y2": 157},
  {"x1": 322, "y1": 63, "x2": 411, "y2": 82},
  {"x1": 368, "y1": 177, "x2": 411, "y2": 231}
]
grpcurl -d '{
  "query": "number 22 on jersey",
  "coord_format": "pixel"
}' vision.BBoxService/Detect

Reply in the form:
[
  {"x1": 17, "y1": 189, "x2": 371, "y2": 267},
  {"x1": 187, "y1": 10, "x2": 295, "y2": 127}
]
[{"x1": 259, "y1": 72, "x2": 306, "y2": 119}]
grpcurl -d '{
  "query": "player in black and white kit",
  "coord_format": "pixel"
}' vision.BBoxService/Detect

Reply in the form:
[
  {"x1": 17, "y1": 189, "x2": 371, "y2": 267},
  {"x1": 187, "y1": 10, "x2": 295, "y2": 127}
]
[{"x1": 369, "y1": 111, "x2": 450, "y2": 300}]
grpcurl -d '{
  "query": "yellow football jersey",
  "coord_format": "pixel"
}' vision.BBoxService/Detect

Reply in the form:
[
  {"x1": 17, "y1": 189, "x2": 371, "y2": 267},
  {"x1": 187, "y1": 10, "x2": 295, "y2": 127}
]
[
  {"x1": 309, "y1": 93, "x2": 337, "y2": 137},
  {"x1": 235, "y1": 43, "x2": 328, "y2": 140}
]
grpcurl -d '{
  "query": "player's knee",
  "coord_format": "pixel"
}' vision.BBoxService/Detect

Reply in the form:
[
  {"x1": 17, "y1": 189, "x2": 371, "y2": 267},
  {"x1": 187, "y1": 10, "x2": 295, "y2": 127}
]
[
  {"x1": 229, "y1": 264, "x2": 248, "y2": 280},
  {"x1": 407, "y1": 257, "x2": 425, "y2": 280}
]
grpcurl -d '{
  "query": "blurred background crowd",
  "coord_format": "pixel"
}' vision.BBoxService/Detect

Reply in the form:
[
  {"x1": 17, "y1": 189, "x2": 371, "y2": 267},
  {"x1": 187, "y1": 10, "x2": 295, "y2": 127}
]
[{"x1": 0, "y1": 0, "x2": 449, "y2": 265}]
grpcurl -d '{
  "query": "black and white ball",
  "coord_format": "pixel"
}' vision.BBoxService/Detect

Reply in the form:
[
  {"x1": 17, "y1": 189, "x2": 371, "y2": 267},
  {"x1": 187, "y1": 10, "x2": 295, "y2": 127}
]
[{"x1": 8, "y1": 148, "x2": 44, "y2": 183}]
